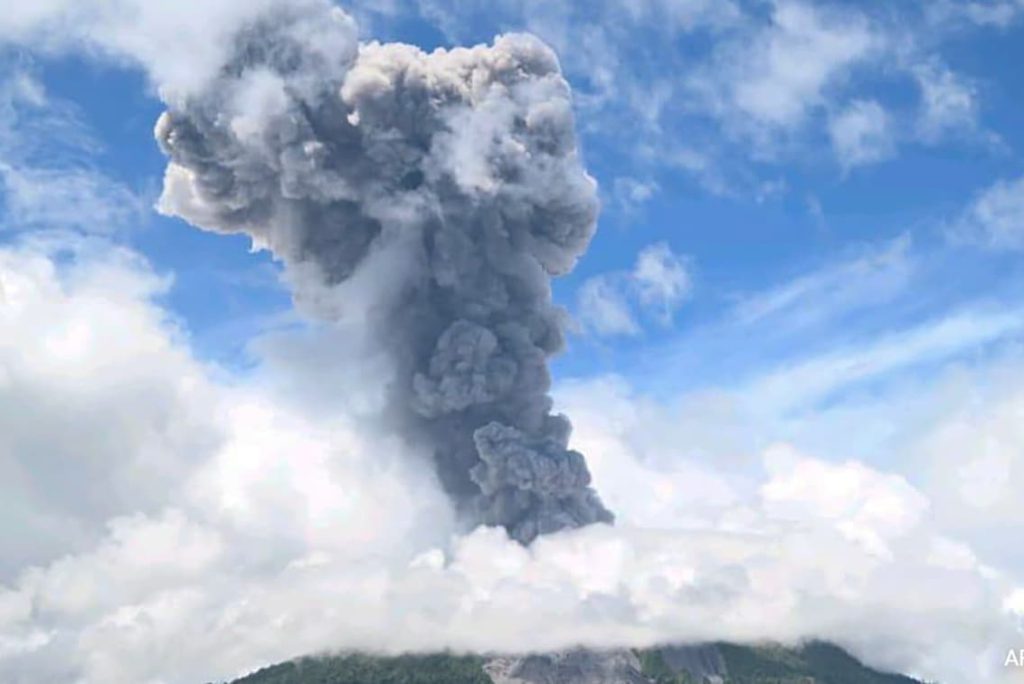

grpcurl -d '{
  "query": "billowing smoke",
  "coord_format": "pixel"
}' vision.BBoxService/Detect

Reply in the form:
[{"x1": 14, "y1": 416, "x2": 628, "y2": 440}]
[{"x1": 154, "y1": 1, "x2": 612, "y2": 543}]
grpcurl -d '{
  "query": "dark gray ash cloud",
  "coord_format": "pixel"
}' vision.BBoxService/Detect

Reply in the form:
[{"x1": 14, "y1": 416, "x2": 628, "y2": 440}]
[{"x1": 154, "y1": 1, "x2": 612, "y2": 543}]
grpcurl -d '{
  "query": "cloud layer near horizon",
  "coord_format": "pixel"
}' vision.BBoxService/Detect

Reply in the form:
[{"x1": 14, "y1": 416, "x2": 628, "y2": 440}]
[{"x1": 0, "y1": 228, "x2": 1019, "y2": 684}]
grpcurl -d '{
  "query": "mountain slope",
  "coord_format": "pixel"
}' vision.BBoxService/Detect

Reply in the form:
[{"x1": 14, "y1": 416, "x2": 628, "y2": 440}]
[{"x1": 216, "y1": 642, "x2": 926, "y2": 684}]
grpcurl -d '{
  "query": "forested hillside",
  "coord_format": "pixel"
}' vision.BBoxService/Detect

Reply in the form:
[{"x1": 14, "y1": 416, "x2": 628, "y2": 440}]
[{"x1": 216, "y1": 641, "x2": 925, "y2": 684}]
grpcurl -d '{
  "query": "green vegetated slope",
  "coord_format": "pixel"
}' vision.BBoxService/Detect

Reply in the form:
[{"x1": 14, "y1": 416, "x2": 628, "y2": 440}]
[
  {"x1": 221, "y1": 642, "x2": 925, "y2": 684},
  {"x1": 639, "y1": 642, "x2": 924, "y2": 684},
  {"x1": 222, "y1": 653, "x2": 493, "y2": 684}
]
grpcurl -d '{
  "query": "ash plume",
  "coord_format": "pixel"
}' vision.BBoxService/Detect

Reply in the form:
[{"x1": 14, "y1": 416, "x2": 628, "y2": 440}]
[{"x1": 154, "y1": 2, "x2": 612, "y2": 544}]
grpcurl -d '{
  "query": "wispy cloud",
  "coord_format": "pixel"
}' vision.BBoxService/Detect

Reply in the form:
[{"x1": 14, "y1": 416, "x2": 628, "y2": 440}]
[
  {"x1": 611, "y1": 176, "x2": 659, "y2": 212},
  {"x1": 731, "y1": 234, "x2": 914, "y2": 330},
  {"x1": 912, "y1": 59, "x2": 981, "y2": 143},
  {"x1": 742, "y1": 306, "x2": 1024, "y2": 414},
  {"x1": 576, "y1": 275, "x2": 642, "y2": 336},
  {"x1": 623, "y1": 222, "x2": 1019, "y2": 416},
  {"x1": 950, "y1": 175, "x2": 1024, "y2": 250},
  {"x1": 576, "y1": 241, "x2": 692, "y2": 337},
  {"x1": 689, "y1": 1, "x2": 878, "y2": 141},
  {"x1": 0, "y1": 163, "x2": 146, "y2": 235},
  {"x1": 926, "y1": 0, "x2": 1024, "y2": 29},
  {"x1": 633, "y1": 242, "x2": 692, "y2": 325},
  {"x1": 828, "y1": 99, "x2": 894, "y2": 171},
  {"x1": 0, "y1": 70, "x2": 146, "y2": 235}
]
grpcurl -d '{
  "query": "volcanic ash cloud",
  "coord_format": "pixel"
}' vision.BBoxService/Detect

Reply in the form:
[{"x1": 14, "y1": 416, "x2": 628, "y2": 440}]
[{"x1": 154, "y1": 2, "x2": 613, "y2": 543}]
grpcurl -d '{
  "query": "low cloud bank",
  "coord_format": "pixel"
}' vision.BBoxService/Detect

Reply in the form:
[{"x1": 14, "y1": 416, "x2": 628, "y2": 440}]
[{"x1": 0, "y1": 237, "x2": 1019, "y2": 683}]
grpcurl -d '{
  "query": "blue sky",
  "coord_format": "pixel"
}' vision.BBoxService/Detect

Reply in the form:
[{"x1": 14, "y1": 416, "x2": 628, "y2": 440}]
[
  {"x1": 2, "y1": 2, "x2": 1024, "y2": 682},
  {"x1": 7, "y1": 0, "x2": 1024, "y2": 394}
]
